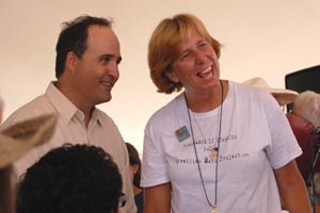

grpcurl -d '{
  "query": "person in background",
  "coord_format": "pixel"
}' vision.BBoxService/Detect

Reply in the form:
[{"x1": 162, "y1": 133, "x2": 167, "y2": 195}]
[
  {"x1": 286, "y1": 91, "x2": 320, "y2": 211},
  {"x1": 0, "y1": 96, "x2": 3, "y2": 123},
  {"x1": 16, "y1": 143, "x2": 124, "y2": 213},
  {"x1": 0, "y1": 165, "x2": 13, "y2": 213},
  {"x1": 0, "y1": 114, "x2": 56, "y2": 213},
  {"x1": 0, "y1": 96, "x2": 13, "y2": 213},
  {"x1": 0, "y1": 15, "x2": 136, "y2": 212},
  {"x1": 141, "y1": 13, "x2": 310, "y2": 213},
  {"x1": 126, "y1": 142, "x2": 143, "y2": 213},
  {"x1": 286, "y1": 91, "x2": 320, "y2": 183}
]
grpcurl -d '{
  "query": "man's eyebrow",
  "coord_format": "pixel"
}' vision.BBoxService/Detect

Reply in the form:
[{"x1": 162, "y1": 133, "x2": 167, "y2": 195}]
[
  {"x1": 99, "y1": 54, "x2": 122, "y2": 63},
  {"x1": 99, "y1": 54, "x2": 114, "y2": 59}
]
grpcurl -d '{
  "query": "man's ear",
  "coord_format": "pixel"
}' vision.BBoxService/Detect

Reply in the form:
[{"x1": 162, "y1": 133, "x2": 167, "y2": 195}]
[
  {"x1": 164, "y1": 69, "x2": 180, "y2": 83},
  {"x1": 65, "y1": 51, "x2": 79, "y2": 73}
]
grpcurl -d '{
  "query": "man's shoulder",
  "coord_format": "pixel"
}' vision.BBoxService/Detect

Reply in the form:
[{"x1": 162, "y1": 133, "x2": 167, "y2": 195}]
[{"x1": 1, "y1": 94, "x2": 54, "y2": 129}]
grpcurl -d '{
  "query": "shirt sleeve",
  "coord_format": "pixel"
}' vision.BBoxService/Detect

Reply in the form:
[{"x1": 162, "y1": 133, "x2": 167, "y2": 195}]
[
  {"x1": 263, "y1": 93, "x2": 302, "y2": 169},
  {"x1": 141, "y1": 120, "x2": 170, "y2": 187}
]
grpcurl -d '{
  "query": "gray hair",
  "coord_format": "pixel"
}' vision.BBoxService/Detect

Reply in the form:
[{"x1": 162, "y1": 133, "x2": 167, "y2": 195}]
[{"x1": 293, "y1": 91, "x2": 320, "y2": 127}]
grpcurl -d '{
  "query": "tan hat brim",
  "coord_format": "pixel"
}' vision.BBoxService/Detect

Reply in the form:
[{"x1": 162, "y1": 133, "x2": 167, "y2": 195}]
[
  {"x1": 271, "y1": 93, "x2": 298, "y2": 106},
  {"x1": 0, "y1": 114, "x2": 57, "y2": 169}
]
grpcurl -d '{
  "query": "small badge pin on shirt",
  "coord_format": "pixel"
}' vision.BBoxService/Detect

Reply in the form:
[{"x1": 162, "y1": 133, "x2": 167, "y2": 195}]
[
  {"x1": 175, "y1": 125, "x2": 190, "y2": 142},
  {"x1": 209, "y1": 147, "x2": 219, "y2": 161}
]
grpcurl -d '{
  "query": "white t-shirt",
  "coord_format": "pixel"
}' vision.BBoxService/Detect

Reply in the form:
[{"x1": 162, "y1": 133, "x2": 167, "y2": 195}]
[{"x1": 141, "y1": 81, "x2": 301, "y2": 213}]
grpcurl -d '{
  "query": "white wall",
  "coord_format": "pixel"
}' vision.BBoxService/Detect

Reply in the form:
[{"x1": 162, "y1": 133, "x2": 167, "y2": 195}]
[{"x1": 1, "y1": 0, "x2": 320, "y2": 152}]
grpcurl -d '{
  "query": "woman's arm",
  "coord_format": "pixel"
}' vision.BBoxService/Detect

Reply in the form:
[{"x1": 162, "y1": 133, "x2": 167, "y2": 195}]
[
  {"x1": 274, "y1": 160, "x2": 311, "y2": 212},
  {"x1": 144, "y1": 182, "x2": 171, "y2": 213}
]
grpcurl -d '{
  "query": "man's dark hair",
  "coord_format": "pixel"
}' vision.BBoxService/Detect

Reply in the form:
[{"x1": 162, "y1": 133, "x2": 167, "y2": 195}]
[
  {"x1": 16, "y1": 143, "x2": 122, "y2": 213},
  {"x1": 55, "y1": 15, "x2": 113, "y2": 78}
]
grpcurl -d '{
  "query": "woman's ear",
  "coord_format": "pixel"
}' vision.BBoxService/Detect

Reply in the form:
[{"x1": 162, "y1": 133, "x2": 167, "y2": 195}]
[{"x1": 164, "y1": 69, "x2": 180, "y2": 83}]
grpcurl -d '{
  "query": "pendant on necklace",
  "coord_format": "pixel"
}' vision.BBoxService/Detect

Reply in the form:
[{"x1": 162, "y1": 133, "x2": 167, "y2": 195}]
[
  {"x1": 209, "y1": 147, "x2": 219, "y2": 161},
  {"x1": 210, "y1": 205, "x2": 219, "y2": 213}
]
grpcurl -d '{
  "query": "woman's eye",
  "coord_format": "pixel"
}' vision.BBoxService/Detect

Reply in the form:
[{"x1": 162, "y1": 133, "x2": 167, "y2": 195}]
[
  {"x1": 180, "y1": 52, "x2": 191, "y2": 60},
  {"x1": 199, "y1": 42, "x2": 208, "y2": 49}
]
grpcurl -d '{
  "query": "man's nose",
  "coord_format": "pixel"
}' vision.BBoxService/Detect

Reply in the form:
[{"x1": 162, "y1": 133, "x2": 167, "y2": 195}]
[{"x1": 107, "y1": 61, "x2": 120, "y2": 79}]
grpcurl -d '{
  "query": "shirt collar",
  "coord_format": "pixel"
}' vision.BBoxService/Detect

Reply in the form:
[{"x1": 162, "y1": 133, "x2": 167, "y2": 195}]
[
  {"x1": 45, "y1": 82, "x2": 83, "y2": 124},
  {"x1": 46, "y1": 81, "x2": 102, "y2": 127}
]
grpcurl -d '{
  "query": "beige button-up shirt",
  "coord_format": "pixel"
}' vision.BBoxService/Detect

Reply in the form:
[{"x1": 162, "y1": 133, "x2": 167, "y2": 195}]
[{"x1": 1, "y1": 82, "x2": 136, "y2": 213}]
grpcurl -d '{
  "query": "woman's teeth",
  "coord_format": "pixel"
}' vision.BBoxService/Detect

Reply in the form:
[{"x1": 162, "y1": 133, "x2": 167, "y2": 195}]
[{"x1": 197, "y1": 66, "x2": 212, "y2": 78}]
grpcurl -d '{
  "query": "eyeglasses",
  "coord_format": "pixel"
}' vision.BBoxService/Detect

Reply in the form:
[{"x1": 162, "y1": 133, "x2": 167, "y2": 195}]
[{"x1": 118, "y1": 192, "x2": 127, "y2": 207}]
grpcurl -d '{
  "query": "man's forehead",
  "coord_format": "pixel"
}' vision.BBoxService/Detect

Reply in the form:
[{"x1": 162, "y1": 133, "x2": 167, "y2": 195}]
[
  {"x1": 87, "y1": 25, "x2": 116, "y2": 40},
  {"x1": 86, "y1": 25, "x2": 120, "y2": 55}
]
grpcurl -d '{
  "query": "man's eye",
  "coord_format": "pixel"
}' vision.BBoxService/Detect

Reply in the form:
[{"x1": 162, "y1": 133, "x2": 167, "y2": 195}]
[{"x1": 101, "y1": 57, "x2": 111, "y2": 63}]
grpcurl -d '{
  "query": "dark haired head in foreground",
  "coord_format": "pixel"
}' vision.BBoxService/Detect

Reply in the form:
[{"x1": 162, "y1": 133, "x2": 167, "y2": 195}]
[{"x1": 16, "y1": 144, "x2": 123, "y2": 213}]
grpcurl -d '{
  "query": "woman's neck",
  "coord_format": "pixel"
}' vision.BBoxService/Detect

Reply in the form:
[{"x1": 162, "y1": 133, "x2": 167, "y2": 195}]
[{"x1": 185, "y1": 80, "x2": 228, "y2": 113}]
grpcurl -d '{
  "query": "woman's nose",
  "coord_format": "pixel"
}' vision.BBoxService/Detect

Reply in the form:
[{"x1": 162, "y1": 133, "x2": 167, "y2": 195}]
[{"x1": 194, "y1": 51, "x2": 207, "y2": 64}]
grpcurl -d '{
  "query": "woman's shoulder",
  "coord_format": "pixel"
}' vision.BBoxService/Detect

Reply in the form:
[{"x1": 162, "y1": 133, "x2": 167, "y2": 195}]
[
  {"x1": 226, "y1": 80, "x2": 279, "y2": 114},
  {"x1": 146, "y1": 93, "x2": 186, "y2": 129}
]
